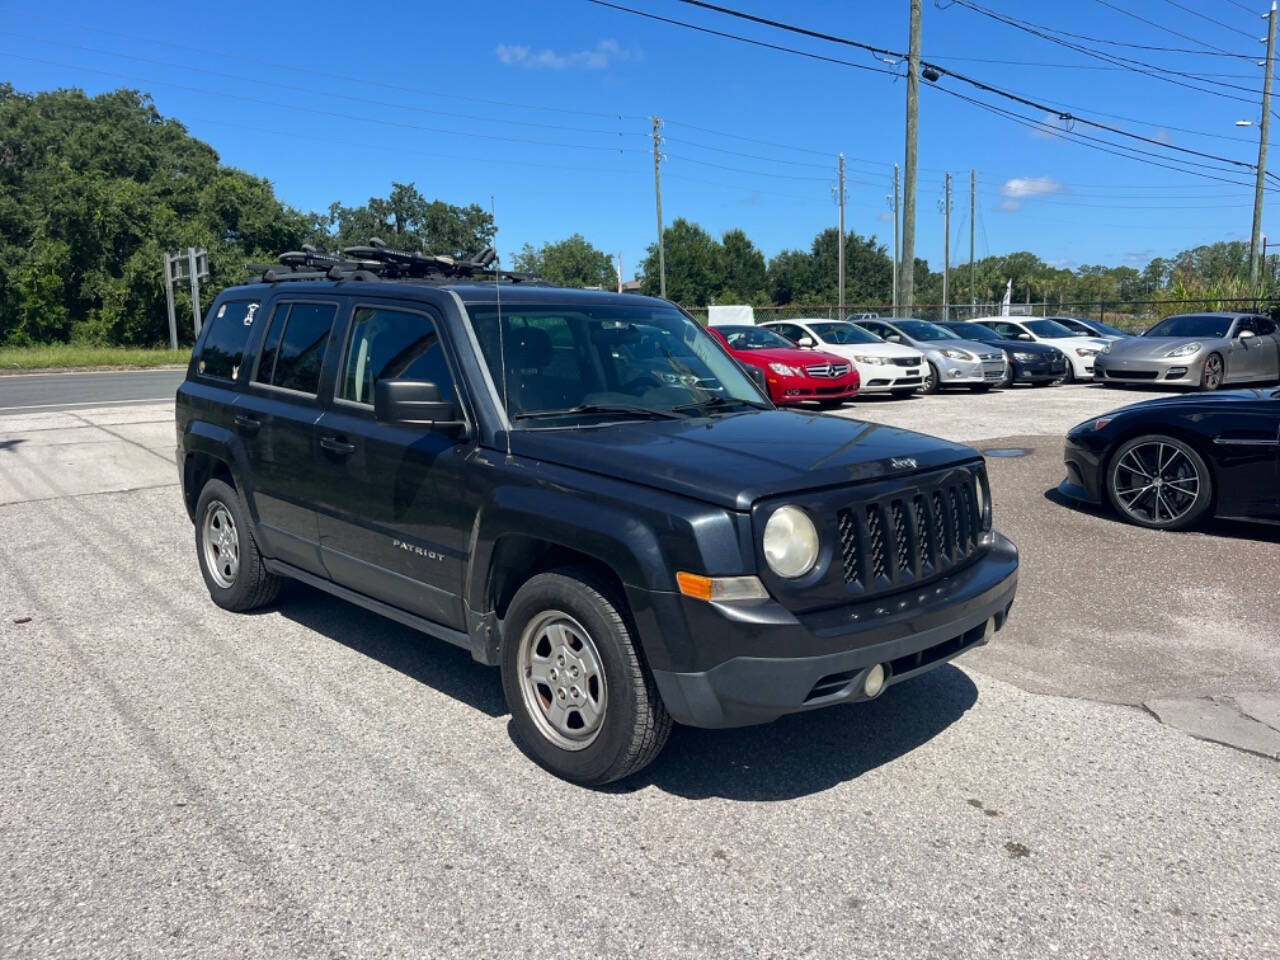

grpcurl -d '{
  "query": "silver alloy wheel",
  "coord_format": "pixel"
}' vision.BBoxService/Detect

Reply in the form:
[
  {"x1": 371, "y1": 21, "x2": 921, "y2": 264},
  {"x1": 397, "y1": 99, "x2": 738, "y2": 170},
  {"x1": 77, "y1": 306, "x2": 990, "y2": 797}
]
[
  {"x1": 1202, "y1": 353, "x2": 1224, "y2": 390},
  {"x1": 1112, "y1": 441, "x2": 1201, "y2": 526},
  {"x1": 202, "y1": 500, "x2": 240, "y2": 589},
  {"x1": 517, "y1": 610, "x2": 608, "y2": 751}
]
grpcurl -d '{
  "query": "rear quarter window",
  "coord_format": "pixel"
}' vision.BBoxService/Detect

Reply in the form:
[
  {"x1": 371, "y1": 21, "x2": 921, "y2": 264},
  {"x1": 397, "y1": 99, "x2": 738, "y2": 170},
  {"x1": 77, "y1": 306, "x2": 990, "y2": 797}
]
[{"x1": 197, "y1": 300, "x2": 261, "y2": 380}]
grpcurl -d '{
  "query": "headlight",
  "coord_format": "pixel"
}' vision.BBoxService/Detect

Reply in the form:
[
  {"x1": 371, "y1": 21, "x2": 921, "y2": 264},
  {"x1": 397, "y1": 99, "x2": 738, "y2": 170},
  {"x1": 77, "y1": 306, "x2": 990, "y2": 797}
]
[
  {"x1": 1099, "y1": 342, "x2": 1111, "y2": 354},
  {"x1": 1163, "y1": 341, "x2": 1202, "y2": 358},
  {"x1": 941, "y1": 349, "x2": 975, "y2": 361},
  {"x1": 762, "y1": 505, "x2": 820, "y2": 579},
  {"x1": 853, "y1": 355, "x2": 891, "y2": 365},
  {"x1": 1074, "y1": 347, "x2": 1099, "y2": 357},
  {"x1": 768, "y1": 362, "x2": 801, "y2": 376},
  {"x1": 974, "y1": 473, "x2": 987, "y2": 527},
  {"x1": 1012, "y1": 351, "x2": 1037, "y2": 362}
]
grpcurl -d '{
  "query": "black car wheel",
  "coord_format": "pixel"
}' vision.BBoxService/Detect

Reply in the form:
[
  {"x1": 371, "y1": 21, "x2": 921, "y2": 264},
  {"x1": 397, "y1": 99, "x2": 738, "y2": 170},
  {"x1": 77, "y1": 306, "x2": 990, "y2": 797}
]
[
  {"x1": 1060, "y1": 362, "x2": 1075, "y2": 384},
  {"x1": 1199, "y1": 352, "x2": 1224, "y2": 392},
  {"x1": 501, "y1": 566, "x2": 671, "y2": 785},
  {"x1": 921, "y1": 362, "x2": 940, "y2": 394},
  {"x1": 1106, "y1": 435, "x2": 1213, "y2": 530},
  {"x1": 194, "y1": 479, "x2": 281, "y2": 611}
]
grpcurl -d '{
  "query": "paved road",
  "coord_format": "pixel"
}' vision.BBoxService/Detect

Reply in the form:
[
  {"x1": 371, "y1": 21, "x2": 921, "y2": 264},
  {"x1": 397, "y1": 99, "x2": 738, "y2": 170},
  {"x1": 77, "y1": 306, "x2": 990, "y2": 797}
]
[
  {"x1": 0, "y1": 369, "x2": 184, "y2": 412},
  {"x1": 1, "y1": 389, "x2": 1278, "y2": 959}
]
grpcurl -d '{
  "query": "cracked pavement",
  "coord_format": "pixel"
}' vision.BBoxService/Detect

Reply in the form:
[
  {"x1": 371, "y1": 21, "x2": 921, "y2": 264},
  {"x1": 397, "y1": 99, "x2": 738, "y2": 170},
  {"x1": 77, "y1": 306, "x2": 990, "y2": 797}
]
[{"x1": 1, "y1": 383, "x2": 1277, "y2": 959}]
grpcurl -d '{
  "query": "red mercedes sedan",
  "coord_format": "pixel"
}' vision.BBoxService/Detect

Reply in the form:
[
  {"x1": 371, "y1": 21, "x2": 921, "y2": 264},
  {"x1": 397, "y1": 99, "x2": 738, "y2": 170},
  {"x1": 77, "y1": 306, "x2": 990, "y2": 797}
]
[{"x1": 710, "y1": 324, "x2": 860, "y2": 408}]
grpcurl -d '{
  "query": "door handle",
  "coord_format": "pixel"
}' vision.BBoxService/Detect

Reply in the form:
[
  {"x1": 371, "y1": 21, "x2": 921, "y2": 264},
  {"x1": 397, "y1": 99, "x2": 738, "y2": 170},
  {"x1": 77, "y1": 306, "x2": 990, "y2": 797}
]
[
  {"x1": 234, "y1": 414, "x2": 260, "y2": 434},
  {"x1": 320, "y1": 435, "x2": 356, "y2": 455}
]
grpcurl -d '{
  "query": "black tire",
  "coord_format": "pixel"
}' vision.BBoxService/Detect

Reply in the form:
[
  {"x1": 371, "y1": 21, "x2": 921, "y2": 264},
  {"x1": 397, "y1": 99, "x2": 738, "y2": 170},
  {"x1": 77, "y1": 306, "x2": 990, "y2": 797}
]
[
  {"x1": 890, "y1": 387, "x2": 918, "y2": 398},
  {"x1": 1199, "y1": 352, "x2": 1225, "y2": 392},
  {"x1": 1060, "y1": 362, "x2": 1075, "y2": 384},
  {"x1": 1105, "y1": 434, "x2": 1213, "y2": 531},
  {"x1": 921, "y1": 362, "x2": 940, "y2": 395},
  {"x1": 500, "y1": 567, "x2": 672, "y2": 785},
  {"x1": 194, "y1": 478, "x2": 281, "y2": 611}
]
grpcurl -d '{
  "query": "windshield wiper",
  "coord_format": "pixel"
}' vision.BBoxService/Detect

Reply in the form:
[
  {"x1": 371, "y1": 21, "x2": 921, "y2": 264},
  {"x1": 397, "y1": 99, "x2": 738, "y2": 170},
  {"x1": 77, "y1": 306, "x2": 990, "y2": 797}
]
[
  {"x1": 513, "y1": 403, "x2": 687, "y2": 422},
  {"x1": 672, "y1": 395, "x2": 770, "y2": 414}
]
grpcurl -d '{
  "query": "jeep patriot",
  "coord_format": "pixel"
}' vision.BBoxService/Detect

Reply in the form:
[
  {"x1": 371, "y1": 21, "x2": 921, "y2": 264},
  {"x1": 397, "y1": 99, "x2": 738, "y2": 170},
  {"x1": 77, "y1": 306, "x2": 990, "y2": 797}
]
[{"x1": 176, "y1": 246, "x2": 1019, "y2": 784}]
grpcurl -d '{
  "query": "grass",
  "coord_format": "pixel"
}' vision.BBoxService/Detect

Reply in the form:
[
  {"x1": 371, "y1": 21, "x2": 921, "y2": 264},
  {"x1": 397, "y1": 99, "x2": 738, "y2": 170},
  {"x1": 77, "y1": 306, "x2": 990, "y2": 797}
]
[{"x1": 0, "y1": 344, "x2": 191, "y2": 372}]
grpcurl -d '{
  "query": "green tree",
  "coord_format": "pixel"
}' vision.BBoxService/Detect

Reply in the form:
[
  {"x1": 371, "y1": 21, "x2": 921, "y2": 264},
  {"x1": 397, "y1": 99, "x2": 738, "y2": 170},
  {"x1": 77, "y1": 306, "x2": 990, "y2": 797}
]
[
  {"x1": 513, "y1": 234, "x2": 618, "y2": 288},
  {"x1": 719, "y1": 228, "x2": 768, "y2": 303},
  {"x1": 639, "y1": 218, "x2": 725, "y2": 304},
  {"x1": 324, "y1": 181, "x2": 495, "y2": 257}
]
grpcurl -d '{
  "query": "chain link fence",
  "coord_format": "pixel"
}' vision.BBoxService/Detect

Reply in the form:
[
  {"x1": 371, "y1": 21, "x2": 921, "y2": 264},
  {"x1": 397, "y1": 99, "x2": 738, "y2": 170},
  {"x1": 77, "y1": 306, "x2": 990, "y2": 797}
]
[{"x1": 685, "y1": 298, "x2": 1278, "y2": 333}]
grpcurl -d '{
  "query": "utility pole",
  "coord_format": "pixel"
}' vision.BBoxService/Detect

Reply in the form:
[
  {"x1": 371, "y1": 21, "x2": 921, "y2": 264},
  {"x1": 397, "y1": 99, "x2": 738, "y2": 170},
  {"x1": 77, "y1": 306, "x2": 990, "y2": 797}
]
[
  {"x1": 652, "y1": 115, "x2": 667, "y2": 299},
  {"x1": 162, "y1": 253, "x2": 177, "y2": 351},
  {"x1": 1250, "y1": 2, "x2": 1277, "y2": 285},
  {"x1": 837, "y1": 154, "x2": 846, "y2": 316},
  {"x1": 891, "y1": 164, "x2": 900, "y2": 318},
  {"x1": 942, "y1": 172, "x2": 951, "y2": 321},
  {"x1": 969, "y1": 169, "x2": 976, "y2": 308},
  {"x1": 900, "y1": 0, "x2": 922, "y2": 309}
]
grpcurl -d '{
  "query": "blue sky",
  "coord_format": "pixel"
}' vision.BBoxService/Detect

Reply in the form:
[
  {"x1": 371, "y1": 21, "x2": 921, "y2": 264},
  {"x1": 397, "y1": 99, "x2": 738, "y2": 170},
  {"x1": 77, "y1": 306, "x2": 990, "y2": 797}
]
[{"x1": 4, "y1": 0, "x2": 1278, "y2": 278}]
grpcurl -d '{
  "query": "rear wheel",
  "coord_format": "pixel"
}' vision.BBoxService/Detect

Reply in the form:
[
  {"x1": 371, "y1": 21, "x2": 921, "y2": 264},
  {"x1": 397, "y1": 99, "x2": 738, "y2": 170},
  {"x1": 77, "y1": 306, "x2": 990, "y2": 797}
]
[
  {"x1": 1106, "y1": 435, "x2": 1212, "y2": 530},
  {"x1": 194, "y1": 479, "x2": 280, "y2": 611},
  {"x1": 501, "y1": 567, "x2": 671, "y2": 785},
  {"x1": 1199, "y1": 352, "x2": 1224, "y2": 391}
]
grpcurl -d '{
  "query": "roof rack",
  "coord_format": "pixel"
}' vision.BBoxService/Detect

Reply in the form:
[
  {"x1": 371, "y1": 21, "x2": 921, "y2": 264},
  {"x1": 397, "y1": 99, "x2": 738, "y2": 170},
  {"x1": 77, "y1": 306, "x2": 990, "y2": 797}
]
[{"x1": 247, "y1": 239, "x2": 546, "y2": 285}]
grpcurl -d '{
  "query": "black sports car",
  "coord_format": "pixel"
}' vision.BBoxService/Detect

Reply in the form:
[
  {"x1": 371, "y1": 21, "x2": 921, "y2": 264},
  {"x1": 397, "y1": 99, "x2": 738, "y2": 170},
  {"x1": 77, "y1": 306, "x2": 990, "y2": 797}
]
[
  {"x1": 1060, "y1": 388, "x2": 1280, "y2": 529},
  {"x1": 937, "y1": 321, "x2": 1068, "y2": 385}
]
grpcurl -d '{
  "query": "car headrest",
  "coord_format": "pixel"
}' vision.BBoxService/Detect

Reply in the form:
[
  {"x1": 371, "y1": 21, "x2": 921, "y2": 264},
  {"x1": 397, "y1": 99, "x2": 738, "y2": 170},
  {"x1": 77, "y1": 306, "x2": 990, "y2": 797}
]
[{"x1": 509, "y1": 326, "x2": 553, "y2": 370}]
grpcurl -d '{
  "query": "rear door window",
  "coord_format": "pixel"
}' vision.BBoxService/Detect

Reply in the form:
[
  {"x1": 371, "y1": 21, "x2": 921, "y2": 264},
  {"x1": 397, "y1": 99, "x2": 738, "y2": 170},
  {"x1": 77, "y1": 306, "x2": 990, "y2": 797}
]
[
  {"x1": 254, "y1": 302, "x2": 337, "y2": 395},
  {"x1": 197, "y1": 300, "x2": 261, "y2": 380}
]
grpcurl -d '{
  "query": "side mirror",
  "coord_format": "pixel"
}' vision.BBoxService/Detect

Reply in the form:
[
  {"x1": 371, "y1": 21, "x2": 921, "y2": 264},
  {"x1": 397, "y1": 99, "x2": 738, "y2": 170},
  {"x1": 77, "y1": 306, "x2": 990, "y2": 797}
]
[
  {"x1": 1018, "y1": 333, "x2": 1033, "y2": 341},
  {"x1": 886, "y1": 334, "x2": 903, "y2": 343},
  {"x1": 1238, "y1": 328, "x2": 1257, "y2": 340},
  {"x1": 797, "y1": 336, "x2": 815, "y2": 348},
  {"x1": 374, "y1": 379, "x2": 466, "y2": 430}
]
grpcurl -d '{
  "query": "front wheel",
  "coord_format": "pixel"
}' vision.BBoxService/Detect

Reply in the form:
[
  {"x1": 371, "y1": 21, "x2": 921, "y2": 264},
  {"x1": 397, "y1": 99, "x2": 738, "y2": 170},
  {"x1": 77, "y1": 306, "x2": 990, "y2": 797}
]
[
  {"x1": 501, "y1": 567, "x2": 671, "y2": 785},
  {"x1": 921, "y1": 362, "x2": 940, "y2": 394},
  {"x1": 1199, "y1": 352, "x2": 1224, "y2": 391},
  {"x1": 1106, "y1": 435, "x2": 1213, "y2": 530},
  {"x1": 1060, "y1": 361, "x2": 1076, "y2": 384}
]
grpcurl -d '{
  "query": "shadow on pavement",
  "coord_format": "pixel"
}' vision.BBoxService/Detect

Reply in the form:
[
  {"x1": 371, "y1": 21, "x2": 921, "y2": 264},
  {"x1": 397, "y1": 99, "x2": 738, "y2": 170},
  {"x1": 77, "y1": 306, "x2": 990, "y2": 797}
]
[
  {"x1": 275, "y1": 581, "x2": 980, "y2": 800},
  {"x1": 274, "y1": 581, "x2": 508, "y2": 718},
  {"x1": 1045, "y1": 486, "x2": 1280, "y2": 544},
  {"x1": 0, "y1": 438, "x2": 26, "y2": 450},
  {"x1": 621, "y1": 665, "x2": 979, "y2": 801}
]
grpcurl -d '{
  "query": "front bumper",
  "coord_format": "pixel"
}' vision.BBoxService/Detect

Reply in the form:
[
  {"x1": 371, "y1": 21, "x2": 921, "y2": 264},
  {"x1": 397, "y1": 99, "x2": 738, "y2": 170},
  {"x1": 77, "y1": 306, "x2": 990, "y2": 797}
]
[
  {"x1": 1094, "y1": 354, "x2": 1201, "y2": 385},
  {"x1": 651, "y1": 533, "x2": 1019, "y2": 728},
  {"x1": 1058, "y1": 435, "x2": 1105, "y2": 505},
  {"x1": 933, "y1": 355, "x2": 1007, "y2": 386},
  {"x1": 770, "y1": 375, "x2": 860, "y2": 404},
  {"x1": 1010, "y1": 356, "x2": 1067, "y2": 382},
  {"x1": 856, "y1": 363, "x2": 925, "y2": 392}
]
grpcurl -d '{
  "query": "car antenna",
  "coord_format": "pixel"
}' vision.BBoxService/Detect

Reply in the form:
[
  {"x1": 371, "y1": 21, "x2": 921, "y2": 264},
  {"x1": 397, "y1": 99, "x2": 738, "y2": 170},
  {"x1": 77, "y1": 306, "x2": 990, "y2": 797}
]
[{"x1": 491, "y1": 197, "x2": 512, "y2": 458}]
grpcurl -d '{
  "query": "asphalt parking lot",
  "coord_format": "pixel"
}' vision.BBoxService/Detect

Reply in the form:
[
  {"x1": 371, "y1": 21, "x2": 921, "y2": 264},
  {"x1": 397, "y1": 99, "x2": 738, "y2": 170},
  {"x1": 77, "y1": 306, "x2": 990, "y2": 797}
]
[{"x1": 1, "y1": 382, "x2": 1278, "y2": 959}]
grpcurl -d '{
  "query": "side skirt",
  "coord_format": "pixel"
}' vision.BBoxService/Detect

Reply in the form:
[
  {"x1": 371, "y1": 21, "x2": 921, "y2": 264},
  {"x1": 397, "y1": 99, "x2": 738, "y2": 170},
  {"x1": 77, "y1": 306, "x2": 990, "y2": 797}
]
[{"x1": 263, "y1": 558, "x2": 484, "y2": 660}]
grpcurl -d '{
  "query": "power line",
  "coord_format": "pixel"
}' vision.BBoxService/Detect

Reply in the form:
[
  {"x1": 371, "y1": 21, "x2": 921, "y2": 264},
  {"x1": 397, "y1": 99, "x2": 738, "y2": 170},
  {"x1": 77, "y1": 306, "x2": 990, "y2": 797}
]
[
  {"x1": 1092, "y1": 0, "x2": 1243, "y2": 55},
  {"x1": 661, "y1": 0, "x2": 1267, "y2": 176},
  {"x1": 1160, "y1": 0, "x2": 1257, "y2": 40}
]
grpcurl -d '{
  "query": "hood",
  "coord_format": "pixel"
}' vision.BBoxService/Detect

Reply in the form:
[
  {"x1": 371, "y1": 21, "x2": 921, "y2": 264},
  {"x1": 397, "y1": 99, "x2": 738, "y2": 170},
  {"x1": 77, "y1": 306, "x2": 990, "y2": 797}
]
[
  {"x1": 510, "y1": 409, "x2": 979, "y2": 510},
  {"x1": 728, "y1": 345, "x2": 846, "y2": 368},
  {"x1": 818, "y1": 341, "x2": 923, "y2": 360},
  {"x1": 922, "y1": 337, "x2": 1000, "y2": 357},
  {"x1": 944, "y1": 327, "x2": 1058, "y2": 355},
  {"x1": 1108, "y1": 387, "x2": 1276, "y2": 417},
  {"x1": 1103, "y1": 336, "x2": 1215, "y2": 360},
  {"x1": 1039, "y1": 335, "x2": 1109, "y2": 351}
]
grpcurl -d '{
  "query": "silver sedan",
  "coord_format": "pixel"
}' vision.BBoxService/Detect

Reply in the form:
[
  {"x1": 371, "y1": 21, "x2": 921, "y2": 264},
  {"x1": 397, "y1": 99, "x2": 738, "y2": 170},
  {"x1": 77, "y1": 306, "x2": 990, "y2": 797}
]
[
  {"x1": 1094, "y1": 312, "x2": 1280, "y2": 390},
  {"x1": 853, "y1": 317, "x2": 1008, "y2": 393}
]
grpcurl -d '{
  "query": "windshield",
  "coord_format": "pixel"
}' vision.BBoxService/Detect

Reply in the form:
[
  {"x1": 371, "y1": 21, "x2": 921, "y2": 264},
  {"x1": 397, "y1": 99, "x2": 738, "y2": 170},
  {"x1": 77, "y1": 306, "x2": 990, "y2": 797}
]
[
  {"x1": 718, "y1": 325, "x2": 795, "y2": 349},
  {"x1": 896, "y1": 320, "x2": 956, "y2": 342},
  {"x1": 943, "y1": 323, "x2": 1000, "y2": 342},
  {"x1": 467, "y1": 304, "x2": 765, "y2": 423},
  {"x1": 1087, "y1": 319, "x2": 1129, "y2": 337},
  {"x1": 1145, "y1": 314, "x2": 1233, "y2": 338},
  {"x1": 1024, "y1": 319, "x2": 1077, "y2": 338},
  {"x1": 808, "y1": 321, "x2": 882, "y2": 344}
]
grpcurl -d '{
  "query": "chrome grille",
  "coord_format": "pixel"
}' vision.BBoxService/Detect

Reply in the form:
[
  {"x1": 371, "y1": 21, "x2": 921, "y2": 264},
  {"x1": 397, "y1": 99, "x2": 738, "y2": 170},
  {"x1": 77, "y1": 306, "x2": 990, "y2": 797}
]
[
  {"x1": 836, "y1": 469, "x2": 984, "y2": 595},
  {"x1": 805, "y1": 363, "x2": 851, "y2": 378},
  {"x1": 890, "y1": 357, "x2": 919, "y2": 368}
]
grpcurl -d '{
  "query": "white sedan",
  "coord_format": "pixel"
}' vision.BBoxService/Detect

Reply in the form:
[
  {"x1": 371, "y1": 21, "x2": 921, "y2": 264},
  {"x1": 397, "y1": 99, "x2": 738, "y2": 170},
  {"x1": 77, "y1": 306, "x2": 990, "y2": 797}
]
[
  {"x1": 973, "y1": 317, "x2": 1109, "y2": 383},
  {"x1": 762, "y1": 319, "x2": 927, "y2": 397}
]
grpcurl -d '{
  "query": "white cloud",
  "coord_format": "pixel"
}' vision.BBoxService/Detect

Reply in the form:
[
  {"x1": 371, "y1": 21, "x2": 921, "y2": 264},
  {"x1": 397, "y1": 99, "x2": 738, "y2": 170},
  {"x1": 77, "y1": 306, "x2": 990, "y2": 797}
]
[
  {"x1": 1001, "y1": 176, "x2": 1064, "y2": 199},
  {"x1": 998, "y1": 198, "x2": 1022, "y2": 213},
  {"x1": 495, "y1": 38, "x2": 640, "y2": 70}
]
